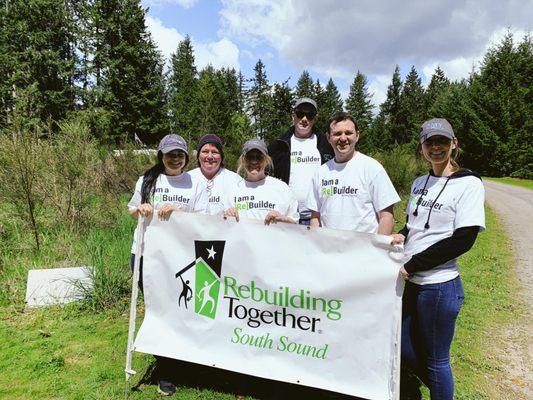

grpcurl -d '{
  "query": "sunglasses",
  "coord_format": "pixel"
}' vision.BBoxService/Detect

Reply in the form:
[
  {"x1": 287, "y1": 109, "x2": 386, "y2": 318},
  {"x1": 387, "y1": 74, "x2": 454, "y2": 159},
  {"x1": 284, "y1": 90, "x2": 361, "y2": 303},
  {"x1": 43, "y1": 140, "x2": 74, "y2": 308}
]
[
  {"x1": 294, "y1": 110, "x2": 317, "y2": 120},
  {"x1": 423, "y1": 136, "x2": 452, "y2": 146},
  {"x1": 245, "y1": 151, "x2": 265, "y2": 161}
]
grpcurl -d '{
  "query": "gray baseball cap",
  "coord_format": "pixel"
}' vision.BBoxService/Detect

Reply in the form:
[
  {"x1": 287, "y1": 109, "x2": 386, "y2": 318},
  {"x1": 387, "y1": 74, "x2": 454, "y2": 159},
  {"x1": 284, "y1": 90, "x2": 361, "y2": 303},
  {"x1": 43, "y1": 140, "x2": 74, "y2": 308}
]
[
  {"x1": 293, "y1": 97, "x2": 317, "y2": 112},
  {"x1": 419, "y1": 118, "x2": 455, "y2": 143},
  {"x1": 158, "y1": 134, "x2": 188, "y2": 155},
  {"x1": 242, "y1": 138, "x2": 268, "y2": 156}
]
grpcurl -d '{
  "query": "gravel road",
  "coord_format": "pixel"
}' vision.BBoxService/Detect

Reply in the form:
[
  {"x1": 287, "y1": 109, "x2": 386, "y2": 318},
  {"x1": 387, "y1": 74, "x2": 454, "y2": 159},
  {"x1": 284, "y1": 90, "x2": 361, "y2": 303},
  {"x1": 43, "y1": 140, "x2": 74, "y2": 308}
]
[{"x1": 484, "y1": 180, "x2": 532, "y2": 398}]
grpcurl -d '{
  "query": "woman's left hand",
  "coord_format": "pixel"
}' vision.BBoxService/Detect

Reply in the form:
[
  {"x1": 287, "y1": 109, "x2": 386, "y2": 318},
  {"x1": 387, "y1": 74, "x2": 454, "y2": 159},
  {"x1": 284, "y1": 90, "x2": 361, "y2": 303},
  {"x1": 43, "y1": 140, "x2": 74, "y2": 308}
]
[
  {"x1": 264, "y1": 211, "x2": 292, "y2": 225},
  {"x1": 157, "y1": 203, "x2": 177, "y2": 220},
  {"x1": 399, "y1": 265, "x2": 410, "y2": 281}
]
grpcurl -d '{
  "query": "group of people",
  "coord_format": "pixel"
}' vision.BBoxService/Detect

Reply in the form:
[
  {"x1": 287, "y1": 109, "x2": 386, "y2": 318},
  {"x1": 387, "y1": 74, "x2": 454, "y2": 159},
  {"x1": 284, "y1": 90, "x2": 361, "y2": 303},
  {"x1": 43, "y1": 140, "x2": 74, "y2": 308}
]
[{"x1": 127, "y1": 97, "x2": 485, "y2": 400}]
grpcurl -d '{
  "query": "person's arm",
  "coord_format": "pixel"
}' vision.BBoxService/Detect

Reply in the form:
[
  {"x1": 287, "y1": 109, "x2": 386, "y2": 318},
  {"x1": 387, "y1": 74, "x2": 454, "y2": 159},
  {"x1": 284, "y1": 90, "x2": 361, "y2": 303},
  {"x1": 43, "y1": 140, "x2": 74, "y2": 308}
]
[
  {"x1": 377, "y1": 205, "x2": 394, "y2": 235},
  {"x1": 404, "y1": 226, "x2": 480, "y2": 273},
  {"x1": 310, "y1": 210, "x2": 321, "y2": 227}
]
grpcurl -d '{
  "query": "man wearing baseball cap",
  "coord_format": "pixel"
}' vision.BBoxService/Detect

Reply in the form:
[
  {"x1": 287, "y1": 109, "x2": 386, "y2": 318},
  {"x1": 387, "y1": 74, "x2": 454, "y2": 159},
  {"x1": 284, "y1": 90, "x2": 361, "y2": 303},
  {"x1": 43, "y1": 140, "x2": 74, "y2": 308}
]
[{"x1": 267, "y1": 97, "x2": 334, "y2": 225}]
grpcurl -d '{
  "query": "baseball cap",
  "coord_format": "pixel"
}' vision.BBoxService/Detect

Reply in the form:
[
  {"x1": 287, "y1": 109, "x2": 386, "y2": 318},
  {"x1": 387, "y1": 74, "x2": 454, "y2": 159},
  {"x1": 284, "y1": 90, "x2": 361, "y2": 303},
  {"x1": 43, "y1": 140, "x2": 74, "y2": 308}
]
[
  {"x1": 158, "y1": 134, "x2": 188, "y2": 155},
  {"x1": 419, "y1": 118, "x2": 455, "y2": 143},
  {"x1": 293, "y1": 97, "x2": 317, "y2": 112},
  {"x1": 242, "y1": 138, "x2": 268, "y2": 156}
]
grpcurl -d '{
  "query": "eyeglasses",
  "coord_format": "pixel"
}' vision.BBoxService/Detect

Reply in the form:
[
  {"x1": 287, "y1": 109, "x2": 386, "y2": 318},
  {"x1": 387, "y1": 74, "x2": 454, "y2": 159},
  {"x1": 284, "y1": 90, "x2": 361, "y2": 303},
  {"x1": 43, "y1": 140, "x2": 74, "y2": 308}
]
[{"x1": 294, "y1": 110, "x2": 317, "y2": 120}]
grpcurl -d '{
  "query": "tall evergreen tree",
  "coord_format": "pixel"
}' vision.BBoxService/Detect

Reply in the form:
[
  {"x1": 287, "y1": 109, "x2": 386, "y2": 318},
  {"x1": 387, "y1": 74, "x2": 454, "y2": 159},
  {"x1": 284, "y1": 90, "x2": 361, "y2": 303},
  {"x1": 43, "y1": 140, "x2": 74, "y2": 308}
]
[
  {"x1": 93, "y1": 0, "x2": 168, "y2": 144},
  {"x1": 266, "y1": 81, "x2": 293, "y2": 144},
  {"x1": 168, "y1": 36, "x2": 198, "y2": 139},
  {"x1": 345, "y1": 71, "x2": 374, "y2": 134},
  {"x1": 294, "y1": 70, "x2": 315, "y2": 99},
  {"x1": 247, "y1": 59, "x2": 272, "y2": 139},
  {"x1": 313, "y1": 79, "x2": 327, "y2": 132},
  {"x1": 317, "y1": 78, "x2": 343, "y2": 132},
  {"x1": 468, "y1": 33, "x2": 533, "y2": 177},
  {"x1": 424, "y1": 66, "x2": 450, "y2": 118},
  {"x1": 378, "y1": 65, "x2": 403, "y2": 149},
  {"x1": 0, "y1": 0, "x2": 77, "y2": 127},
  {"x1": 398, "y1": 65, "x2": 425, "y2": 144},
  {"x1": 196, "y1": 66, "x2": 221, "y2": 141}
]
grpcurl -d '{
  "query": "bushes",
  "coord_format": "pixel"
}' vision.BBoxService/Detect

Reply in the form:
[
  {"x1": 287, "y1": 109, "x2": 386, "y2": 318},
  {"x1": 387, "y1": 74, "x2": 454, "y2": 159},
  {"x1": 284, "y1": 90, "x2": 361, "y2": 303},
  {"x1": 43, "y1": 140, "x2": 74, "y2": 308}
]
[
  {"x1": 0, "y1": 116, "x2": 146, "y2": 308},
  {"x1": 372, "y1": 144, "x2": 427, "y2": 195}
]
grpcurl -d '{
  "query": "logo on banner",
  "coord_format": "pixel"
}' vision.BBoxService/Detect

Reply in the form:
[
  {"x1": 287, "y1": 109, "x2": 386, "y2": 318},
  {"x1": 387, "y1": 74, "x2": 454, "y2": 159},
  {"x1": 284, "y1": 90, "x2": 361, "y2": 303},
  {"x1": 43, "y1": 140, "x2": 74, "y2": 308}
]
[{"x1": 175, "y1": 240, "x2": 226, "y2": 319}]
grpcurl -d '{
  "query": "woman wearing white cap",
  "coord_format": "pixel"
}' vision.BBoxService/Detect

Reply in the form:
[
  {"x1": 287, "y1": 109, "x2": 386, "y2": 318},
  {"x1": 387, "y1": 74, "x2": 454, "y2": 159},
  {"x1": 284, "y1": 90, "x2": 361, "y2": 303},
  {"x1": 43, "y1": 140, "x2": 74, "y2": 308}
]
[
  {"x1": 127, "y1": 133, "x2": 200, "y2": 396},
  {"x1": 189, "y1": 134, "x2": 240, "y2": 215},
  {"x1": 391, "y1": 118, "x2": 485, "y2": 400},
  {"x1": 224, "y1": 139, "x2": 299, "y2": 225}
]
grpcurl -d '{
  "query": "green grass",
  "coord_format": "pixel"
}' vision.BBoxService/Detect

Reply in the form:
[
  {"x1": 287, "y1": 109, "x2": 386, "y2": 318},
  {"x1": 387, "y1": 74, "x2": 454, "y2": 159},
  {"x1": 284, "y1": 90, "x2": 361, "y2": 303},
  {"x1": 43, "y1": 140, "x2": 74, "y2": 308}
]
[
  {"x1": 484, "y1": 176, "x2": 533, "y2": 190},
  {"x1": 0, "y1": 205, "x2": 522, "y2": 399}
]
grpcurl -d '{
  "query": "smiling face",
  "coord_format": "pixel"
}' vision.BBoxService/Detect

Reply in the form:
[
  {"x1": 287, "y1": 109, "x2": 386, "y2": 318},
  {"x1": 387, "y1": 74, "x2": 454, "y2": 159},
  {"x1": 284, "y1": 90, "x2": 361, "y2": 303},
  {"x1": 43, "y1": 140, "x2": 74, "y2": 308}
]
[
  {"x1": 198, "y1": 143, "x2": 222, "y2": 179},
  {"x1": 327, "y1": 119, "x2": 359, "y2": 162},
  {"x1": 420, "y1": 135, "x2": 457, "y2": 168},
  {"x1": 162, "y1": 150, "x2": 187, "y2": 175},
  {"x1": 243, "y1": 149, "x2": 267, "y2": 181}
]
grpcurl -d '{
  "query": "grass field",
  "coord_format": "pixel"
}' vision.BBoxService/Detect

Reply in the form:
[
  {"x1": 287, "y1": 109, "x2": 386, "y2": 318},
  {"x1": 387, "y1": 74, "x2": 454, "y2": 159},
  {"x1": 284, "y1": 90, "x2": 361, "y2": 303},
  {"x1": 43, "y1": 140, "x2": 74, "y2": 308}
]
[
  {"x1": 0, "y1": 206, "x2": 521, "y2": 399},
  {"x1": 485, "y1": 177, "x2": 533, "y2": 190}
]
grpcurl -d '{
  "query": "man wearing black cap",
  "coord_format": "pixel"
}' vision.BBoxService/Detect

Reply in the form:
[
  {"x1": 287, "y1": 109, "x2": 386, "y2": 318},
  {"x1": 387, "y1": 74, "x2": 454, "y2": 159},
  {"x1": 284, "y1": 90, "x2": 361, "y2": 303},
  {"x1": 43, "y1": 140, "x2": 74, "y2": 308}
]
[{"x1": 267, "y1": 97, "x2": 334, "y2": 224}]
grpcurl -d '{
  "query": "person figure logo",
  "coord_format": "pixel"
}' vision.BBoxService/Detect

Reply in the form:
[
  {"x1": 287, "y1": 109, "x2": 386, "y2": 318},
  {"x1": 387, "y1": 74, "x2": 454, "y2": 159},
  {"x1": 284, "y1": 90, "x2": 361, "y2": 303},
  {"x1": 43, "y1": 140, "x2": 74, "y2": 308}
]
[
  {"x1": 177, "y1": 274, "x2": 193, "y2": 309},
  {"x1": 197, "y1": 279, "x2": 217, "y2": 314}
]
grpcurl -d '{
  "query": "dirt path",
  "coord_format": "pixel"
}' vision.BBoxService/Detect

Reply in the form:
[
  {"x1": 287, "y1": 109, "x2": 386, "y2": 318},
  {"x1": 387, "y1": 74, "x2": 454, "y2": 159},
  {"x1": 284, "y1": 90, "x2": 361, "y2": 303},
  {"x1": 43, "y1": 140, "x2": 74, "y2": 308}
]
[{"x1": 484, "y1": 180, "x2": 532, "y2": 398}]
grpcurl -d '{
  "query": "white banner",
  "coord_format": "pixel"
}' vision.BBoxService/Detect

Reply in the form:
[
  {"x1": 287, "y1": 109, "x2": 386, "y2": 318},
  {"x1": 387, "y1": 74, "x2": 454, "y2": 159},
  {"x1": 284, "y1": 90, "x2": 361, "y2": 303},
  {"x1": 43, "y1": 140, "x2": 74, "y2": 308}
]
[{"x1": 134, "y1": 212, "x2": 404, "y2": 400}]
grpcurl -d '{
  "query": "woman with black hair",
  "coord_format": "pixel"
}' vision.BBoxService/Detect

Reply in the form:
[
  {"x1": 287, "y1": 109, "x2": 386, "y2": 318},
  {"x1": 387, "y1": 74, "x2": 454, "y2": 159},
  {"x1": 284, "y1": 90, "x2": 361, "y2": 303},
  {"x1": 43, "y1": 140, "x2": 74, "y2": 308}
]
[
  {"x1": 189, "y1": 134, "x2": 240, "y2": 215},
  {"x1": 127, "y1": 134, "x2": 200, "y2": 396},
  {"x1": 391, "y1": 118, "x2": 485, "y2": 400}
]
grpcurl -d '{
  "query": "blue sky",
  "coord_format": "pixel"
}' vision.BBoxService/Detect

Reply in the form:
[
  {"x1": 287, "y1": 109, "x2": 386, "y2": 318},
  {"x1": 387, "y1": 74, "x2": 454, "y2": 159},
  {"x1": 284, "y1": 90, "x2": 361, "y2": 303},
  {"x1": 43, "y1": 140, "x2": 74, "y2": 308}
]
[{"x1": 142, "y1": 0, "x2": 532, "y2": 110}]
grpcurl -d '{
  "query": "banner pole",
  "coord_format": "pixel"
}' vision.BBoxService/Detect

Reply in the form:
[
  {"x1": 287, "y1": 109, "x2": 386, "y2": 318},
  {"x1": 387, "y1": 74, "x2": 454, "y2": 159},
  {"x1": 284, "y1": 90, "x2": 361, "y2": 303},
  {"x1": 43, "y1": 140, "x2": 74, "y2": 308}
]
[{"x1": 125, "y1": 215, "x2": 145, "y2": 383}]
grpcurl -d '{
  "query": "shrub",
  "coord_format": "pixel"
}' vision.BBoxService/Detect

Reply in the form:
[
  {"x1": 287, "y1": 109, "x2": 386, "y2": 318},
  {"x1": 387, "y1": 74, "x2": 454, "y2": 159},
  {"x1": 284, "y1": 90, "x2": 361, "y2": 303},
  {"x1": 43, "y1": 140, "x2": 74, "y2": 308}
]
[{"x1": 372, "y1": 144, "x2": 427, "y2": 195}]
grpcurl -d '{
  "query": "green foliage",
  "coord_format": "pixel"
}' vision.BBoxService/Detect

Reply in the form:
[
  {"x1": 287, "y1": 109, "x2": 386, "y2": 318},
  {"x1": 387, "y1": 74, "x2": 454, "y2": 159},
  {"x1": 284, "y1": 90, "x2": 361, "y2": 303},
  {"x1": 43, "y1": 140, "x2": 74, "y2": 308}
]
[
  {"x1": 265, "y1": 81, "x2": 293, "y2": 144},
  {"x1": 315, "y1": 78, "x2": 343, "y2": 133},
  {"x1": 424, "y1": 66, "x2": 450, "y2": 118},
  {"x1": 294, "y1": 70, "x2": 314, "y2": 98},
  {"x1": 376, "y1": 65, "x2": 403, "y2": 150},
  {"x1": 168, "y1": 36, "x2": 198, "y2": 139},
  {"x1": 345, "y1": 71, "x2": 374, "y2": 134},
  {"x1": 398, "y1": 66, "x2": 425, "y2": 145},
  {"x1": 372, "y1": 145, "x2": 426, "y2": 195},
  {"x1": 0, "y1": 0, "x2": 77, "y2": 128},
  {"x1": 223, "y1": 112, "x2": 253, "y2": 171},
  {"x1": 247, "y1": 59, "x2": 272, "y2": 140}
]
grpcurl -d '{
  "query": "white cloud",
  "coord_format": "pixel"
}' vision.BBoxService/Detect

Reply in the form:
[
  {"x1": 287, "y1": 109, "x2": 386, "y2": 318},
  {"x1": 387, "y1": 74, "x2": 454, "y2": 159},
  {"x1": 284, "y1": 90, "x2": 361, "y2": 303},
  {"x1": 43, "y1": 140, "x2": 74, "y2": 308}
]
[
  {"x1": 143, "y1": 0, "x2": 198, "y2": 9},
  {"x1": 146, "y1": 16, "x2": 240, "y2": 70},
  {"x1": 194, "y1": 37, "x2": 240, "y2": 70},
  {"x1": 146, "y1": 16, "x2": 185, "y2": 61},
  {"x1": 220, "y1": 0, "x2": 532, "y2": 82},
  {"x1": 368, "y1": 74, "x2": 391, "y2": 111},
  {"x1": 421, "y1": 27, "x2": 529, "y2": 83}
]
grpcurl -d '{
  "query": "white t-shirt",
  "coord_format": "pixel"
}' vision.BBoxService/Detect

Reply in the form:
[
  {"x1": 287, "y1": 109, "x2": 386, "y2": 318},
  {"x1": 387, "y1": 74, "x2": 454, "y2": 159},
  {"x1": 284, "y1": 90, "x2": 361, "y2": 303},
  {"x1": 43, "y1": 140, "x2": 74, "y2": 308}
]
[
  {"x1": 189, "y1": 167, "x2": 240, "y2": 216},
  {"x1": 228, "y1": 176, "x2": 299, "y2": 223},
  {"x1": 306, "y1": 152, "x2": 400, "y2": 233},
  {"x1": 128, "y1": 172, "x2": 201, "y2": 254},
  {"x1": 404, "y1": 174, "x2": 485, "y2": 285},
  {"x1": 288, "y1": 135, "x2": 322, "y2": 218}
]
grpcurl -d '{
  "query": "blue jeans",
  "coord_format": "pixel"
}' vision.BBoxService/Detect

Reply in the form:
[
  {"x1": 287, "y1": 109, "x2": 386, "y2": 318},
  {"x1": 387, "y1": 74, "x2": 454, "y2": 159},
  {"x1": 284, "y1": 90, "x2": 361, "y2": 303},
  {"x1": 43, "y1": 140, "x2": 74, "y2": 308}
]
[{"x1": 401, "y1": 276, "x2": 464, "y2": 400}]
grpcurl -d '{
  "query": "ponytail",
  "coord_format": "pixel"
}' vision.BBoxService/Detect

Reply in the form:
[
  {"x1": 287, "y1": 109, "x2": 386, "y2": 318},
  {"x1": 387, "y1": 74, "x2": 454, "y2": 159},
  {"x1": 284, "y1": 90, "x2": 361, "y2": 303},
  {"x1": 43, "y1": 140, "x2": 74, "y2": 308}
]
[{"x1": 141, "y1": 151, "x2": 165, "y2": 204}]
